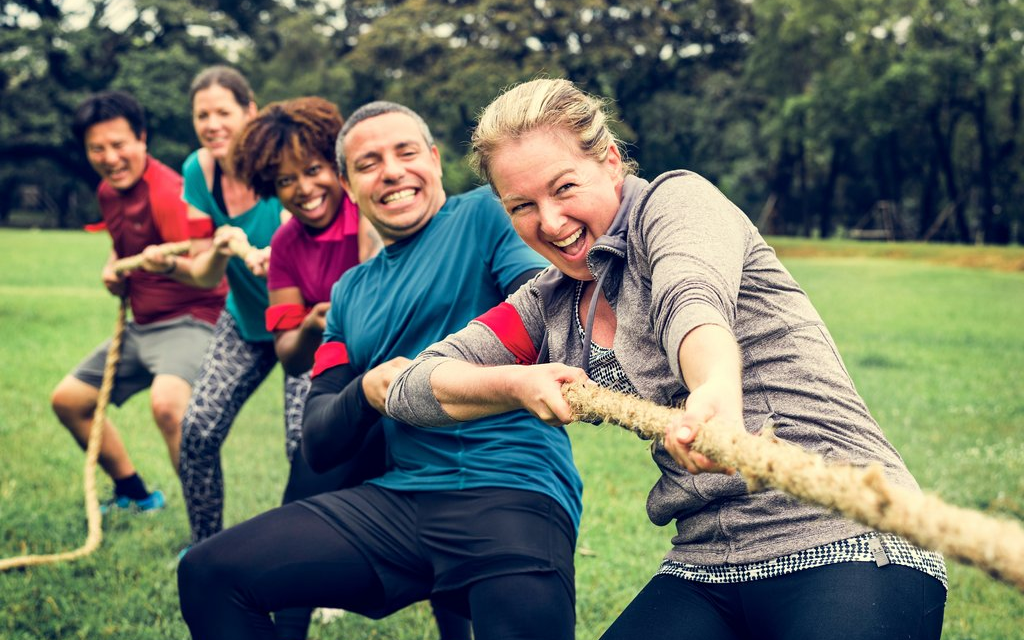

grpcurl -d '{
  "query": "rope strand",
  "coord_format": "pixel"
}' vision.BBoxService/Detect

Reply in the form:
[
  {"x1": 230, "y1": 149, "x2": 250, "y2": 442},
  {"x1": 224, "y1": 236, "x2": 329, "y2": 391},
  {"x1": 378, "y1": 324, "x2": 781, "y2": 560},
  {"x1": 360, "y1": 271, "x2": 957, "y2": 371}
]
[
  {"x1": 226, "y1": 233, "x2": 254, "y2": 260},
  {"x1": 0, "y1": 299, "x2": 126, "y2": 571},
  {"x1": 563, "y1": 381, "x2": 1024, "y2": 593},
  {"x1": 111, "y1": 240, "x2": 191, "y2": 274}
]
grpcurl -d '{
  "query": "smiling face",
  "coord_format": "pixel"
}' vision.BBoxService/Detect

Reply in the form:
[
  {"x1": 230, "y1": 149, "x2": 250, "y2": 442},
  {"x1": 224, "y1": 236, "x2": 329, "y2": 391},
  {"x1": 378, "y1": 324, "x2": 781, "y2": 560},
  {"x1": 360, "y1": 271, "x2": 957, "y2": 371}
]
[
  {"x1": 191, "y1": 84, "x2": 256, "y2": 161},
  {"x1": 274, "y1": 151, "x2": 342, "y2": 230},
  {"x1": 338, "y1": 112, "x2": 446, "y2": 245},
  {"x1": 83, "y1": 117, "x2": 148, "y2": 192},
  {"x1": 489, "y1": 128, "x2": 624, "y2": 281}
]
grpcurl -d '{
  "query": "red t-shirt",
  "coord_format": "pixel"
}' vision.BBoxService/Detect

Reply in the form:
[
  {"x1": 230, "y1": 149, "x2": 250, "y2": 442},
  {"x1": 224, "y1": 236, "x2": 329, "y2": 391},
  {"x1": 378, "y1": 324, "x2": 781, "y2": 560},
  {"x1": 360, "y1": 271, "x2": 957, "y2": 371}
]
[{"x1": 99, "y1": 156, "x2": 226, "y2": 325}]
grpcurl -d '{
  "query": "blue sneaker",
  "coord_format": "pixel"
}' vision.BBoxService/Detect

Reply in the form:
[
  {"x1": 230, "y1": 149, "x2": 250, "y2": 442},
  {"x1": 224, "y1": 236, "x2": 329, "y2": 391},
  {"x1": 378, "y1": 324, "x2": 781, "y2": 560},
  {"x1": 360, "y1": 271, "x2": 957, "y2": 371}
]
[{"x1": 100, "y1": 489, "x2": 166, "y2": 515}]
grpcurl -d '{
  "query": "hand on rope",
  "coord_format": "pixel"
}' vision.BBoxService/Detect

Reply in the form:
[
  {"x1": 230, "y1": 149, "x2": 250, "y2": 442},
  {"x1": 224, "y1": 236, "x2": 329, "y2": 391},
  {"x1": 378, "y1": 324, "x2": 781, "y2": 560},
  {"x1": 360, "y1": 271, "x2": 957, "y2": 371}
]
[
  {"x1": 561, "y1": 380, "x2": 1024, "y2": 593},
  {"x1": 111, "y1": 240, "x2": 192, "y2": 275},
  {"x1": 101, "y1": 261, "x2": 127, "y2": 296},
  {"x1": 212, "y1": 225, "x2": 254, "y2": 259},
  {"x1": 663, "y1": 377, "x2": 738, "y2": 476},
  {"x1": 511, "y1": 363, "x2": 589, "y2": 426},
  {"x1": 302, "y1": 301, "x2": 331, "y2": 334},
  {"x1": 211, "y1": 225, "x2": 269, "y2": 276}
]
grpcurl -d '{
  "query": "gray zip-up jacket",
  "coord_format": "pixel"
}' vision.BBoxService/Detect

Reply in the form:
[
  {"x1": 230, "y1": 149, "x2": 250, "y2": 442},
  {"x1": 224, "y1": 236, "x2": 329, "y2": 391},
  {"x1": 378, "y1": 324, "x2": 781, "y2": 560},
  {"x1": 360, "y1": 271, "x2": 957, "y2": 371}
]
[{"x1": 388, "y1": 170, "x2": 921, "y2": 566}]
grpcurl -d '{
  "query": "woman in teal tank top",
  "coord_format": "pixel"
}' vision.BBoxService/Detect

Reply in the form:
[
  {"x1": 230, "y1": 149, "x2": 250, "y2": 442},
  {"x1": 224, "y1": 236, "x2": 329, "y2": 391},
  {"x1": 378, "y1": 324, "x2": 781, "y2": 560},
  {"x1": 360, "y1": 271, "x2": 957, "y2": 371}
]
[{"x1": 175, "y1": 67, "x2": 306, "y2": 555}]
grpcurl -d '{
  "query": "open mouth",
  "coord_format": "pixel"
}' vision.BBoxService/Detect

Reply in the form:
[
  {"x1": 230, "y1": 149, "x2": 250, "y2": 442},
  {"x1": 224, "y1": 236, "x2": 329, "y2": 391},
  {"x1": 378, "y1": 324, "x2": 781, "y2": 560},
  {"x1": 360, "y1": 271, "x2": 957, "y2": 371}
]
[
  {"x1": 205, "y1": 135, "x2": 230, "y2": 149},
  {"x1": 107, "y1": 167, "x2": 130, "y2": 181},
  {"x1": 300, "y1": 195, "x2": 325, "y2": 212},
  {"x1": 551, "y1": 228, "x2": 586, "y2": 255},
  {"x1": 382, "y1": 188, "x2": 416, "y2": 205}
]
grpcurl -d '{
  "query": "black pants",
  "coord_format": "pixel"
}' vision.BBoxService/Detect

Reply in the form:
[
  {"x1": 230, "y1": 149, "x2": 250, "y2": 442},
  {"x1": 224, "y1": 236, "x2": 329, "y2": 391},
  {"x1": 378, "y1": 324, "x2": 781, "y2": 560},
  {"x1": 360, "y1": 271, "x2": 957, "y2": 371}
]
[
  {"x1": 599, "y1": 563, "x2": 946, "y2": 640},
  {"x1": 178, "y1": 490, "x2": 575, "y2": 640},
  {"x1": 272, "y1": 435, "x2": 392, "y2": 640}
]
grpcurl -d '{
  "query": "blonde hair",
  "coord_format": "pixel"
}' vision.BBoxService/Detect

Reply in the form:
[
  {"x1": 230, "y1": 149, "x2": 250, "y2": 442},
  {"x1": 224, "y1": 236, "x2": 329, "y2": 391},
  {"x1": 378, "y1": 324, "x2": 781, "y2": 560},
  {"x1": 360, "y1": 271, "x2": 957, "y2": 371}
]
[{"x1": 470, "y1": 78, "x2": 636, "y2": 184}]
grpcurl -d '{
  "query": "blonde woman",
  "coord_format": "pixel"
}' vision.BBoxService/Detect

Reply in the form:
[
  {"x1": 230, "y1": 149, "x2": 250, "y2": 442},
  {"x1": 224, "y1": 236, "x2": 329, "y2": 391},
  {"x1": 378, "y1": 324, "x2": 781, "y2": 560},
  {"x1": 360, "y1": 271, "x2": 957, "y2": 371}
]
[{"x1": 387, "y1": 78, "x2": 947, "y2": 640}]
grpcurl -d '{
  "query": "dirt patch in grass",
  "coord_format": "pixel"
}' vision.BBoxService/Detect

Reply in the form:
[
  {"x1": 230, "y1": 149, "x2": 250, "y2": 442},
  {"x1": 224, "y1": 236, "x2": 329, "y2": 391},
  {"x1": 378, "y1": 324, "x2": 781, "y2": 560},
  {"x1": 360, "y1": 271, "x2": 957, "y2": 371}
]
[
  {"x1": 944, "y1": 254, "x2": 1024, "y2": 272},
  {"x1": 769, "y1": 238, "x2": 1024, "y2": 272}
]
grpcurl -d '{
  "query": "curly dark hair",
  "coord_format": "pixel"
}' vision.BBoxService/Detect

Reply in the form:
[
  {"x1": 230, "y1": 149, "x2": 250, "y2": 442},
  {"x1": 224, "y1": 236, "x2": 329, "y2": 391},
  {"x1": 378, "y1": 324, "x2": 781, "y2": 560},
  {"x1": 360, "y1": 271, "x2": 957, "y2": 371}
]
[{"x1": 230, "y1": 96, "x2": 343, "y2": 199}]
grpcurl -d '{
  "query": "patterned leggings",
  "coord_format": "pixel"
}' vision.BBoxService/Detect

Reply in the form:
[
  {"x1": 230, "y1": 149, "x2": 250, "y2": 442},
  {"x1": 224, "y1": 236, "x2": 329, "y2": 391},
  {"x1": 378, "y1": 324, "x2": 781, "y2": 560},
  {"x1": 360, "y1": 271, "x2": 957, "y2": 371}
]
[{"x1": 179, "y1": 311, "x2": 309, "y2": 544}]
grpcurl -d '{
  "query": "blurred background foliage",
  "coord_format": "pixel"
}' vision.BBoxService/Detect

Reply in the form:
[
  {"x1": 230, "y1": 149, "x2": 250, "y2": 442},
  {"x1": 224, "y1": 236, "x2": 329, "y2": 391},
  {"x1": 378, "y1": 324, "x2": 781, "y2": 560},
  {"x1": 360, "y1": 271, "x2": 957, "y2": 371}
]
[{"x1": 2, "y1": 0, "x2": 1023, "y2": 244}]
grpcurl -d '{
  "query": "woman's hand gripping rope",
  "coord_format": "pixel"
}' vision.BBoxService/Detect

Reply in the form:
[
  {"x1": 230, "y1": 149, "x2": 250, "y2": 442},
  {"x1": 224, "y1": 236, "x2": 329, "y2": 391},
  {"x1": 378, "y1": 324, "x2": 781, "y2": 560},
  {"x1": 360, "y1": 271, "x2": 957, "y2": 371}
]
[
  {"x1": 561, "y1": 380, "x2": 1024, "y2": 593},
  {"x1": 112, "y1": 240, "x2": 192, "y2": 274}
]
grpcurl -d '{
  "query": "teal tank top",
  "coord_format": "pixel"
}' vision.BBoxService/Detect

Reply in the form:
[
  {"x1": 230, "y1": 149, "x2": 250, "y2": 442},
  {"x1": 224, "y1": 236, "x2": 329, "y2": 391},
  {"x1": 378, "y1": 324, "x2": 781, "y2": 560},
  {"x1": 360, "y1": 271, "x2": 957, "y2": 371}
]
[{"x1": 182, "y1": 150, "x2": 282, "y2": 342}]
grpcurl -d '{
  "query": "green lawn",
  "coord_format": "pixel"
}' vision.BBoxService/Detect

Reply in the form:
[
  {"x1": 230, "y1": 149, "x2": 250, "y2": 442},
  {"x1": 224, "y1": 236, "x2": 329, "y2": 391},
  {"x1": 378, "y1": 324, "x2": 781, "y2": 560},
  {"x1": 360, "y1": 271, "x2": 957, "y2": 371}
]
[{"x1": 0, "y1": 229, "x2": 1021, "y2": 639}]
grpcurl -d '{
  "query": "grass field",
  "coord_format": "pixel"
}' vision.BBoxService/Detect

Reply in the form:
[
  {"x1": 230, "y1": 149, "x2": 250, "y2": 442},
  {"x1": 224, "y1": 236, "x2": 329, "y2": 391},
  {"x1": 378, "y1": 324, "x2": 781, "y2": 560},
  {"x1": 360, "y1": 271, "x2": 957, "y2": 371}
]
[{"x1": 1, "y1": 228, "x2": 1022, "y2": 639}]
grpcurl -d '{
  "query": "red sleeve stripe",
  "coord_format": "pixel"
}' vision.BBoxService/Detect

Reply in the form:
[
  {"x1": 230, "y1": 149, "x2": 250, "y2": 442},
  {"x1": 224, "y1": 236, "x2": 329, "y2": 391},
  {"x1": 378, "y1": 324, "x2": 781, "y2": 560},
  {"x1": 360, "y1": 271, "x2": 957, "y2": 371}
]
[
  {"x1": 188, "y1": 217, "x2": 215, "y2": 238},
  {"x1": 265, "y1": 303, "x2": 310, "y2": 332},
  {"x1": 312, "y1": 342, "x2": 349, "y2": 378},
  {"x1": 474, "y1": 302, "x2": 537, "y2": 365},
  {"x1": 84, "y1": 221, "x2": 108, "y2": 233}
]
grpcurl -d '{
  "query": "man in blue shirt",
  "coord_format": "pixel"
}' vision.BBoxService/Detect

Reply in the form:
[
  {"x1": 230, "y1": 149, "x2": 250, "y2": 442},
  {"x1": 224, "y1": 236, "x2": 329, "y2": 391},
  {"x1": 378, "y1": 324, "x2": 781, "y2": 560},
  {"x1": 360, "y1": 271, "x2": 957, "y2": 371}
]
[{"x1": 178, "y1": 101, "x2": 583, "y2": 640}]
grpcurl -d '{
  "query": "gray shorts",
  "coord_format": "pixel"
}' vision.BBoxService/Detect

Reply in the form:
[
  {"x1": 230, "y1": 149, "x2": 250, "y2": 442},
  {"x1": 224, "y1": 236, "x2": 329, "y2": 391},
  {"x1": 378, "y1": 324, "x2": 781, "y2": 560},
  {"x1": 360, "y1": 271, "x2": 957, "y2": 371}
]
[{"x1": 71, "y1": 315, "x2": 215, "y2": 406}]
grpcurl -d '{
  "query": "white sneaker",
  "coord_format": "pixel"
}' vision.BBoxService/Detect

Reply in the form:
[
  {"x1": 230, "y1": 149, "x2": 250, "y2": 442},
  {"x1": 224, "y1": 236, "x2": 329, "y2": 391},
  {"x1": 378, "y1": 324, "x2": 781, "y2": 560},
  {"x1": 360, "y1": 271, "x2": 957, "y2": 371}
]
[{"x1": 313, "y1": 608, "x2": 347, "y2": 625}]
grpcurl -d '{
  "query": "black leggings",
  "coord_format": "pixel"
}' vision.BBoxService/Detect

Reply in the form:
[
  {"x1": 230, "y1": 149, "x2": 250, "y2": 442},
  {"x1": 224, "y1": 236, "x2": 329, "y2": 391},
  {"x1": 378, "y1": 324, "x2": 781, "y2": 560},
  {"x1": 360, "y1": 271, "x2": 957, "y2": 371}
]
[
  {"x1": 599, "y1": 564, "x2": 946, "y2": 640},
  {"x1": 178, "y1": 503, "x2": 574, "y2": 640}
]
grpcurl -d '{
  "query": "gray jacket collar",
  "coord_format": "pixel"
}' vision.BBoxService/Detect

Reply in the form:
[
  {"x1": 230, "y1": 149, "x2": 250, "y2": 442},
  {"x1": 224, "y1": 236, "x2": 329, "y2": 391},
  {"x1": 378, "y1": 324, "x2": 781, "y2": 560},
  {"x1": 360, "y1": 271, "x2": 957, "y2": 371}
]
[
  {"x1": 533, "y1": 174, "x2": 650, "y2": 303},
  {"x1": 587, "y1": 173, "x2": 648, "y2": 266}
]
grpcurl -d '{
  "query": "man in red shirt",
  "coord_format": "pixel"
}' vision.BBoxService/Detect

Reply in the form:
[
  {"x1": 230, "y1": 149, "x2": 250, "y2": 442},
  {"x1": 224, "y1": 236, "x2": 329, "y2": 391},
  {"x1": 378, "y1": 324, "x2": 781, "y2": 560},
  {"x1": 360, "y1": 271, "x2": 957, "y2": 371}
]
[{"x1": 50, "y1": 91, "x2": 227, "y2": 513}]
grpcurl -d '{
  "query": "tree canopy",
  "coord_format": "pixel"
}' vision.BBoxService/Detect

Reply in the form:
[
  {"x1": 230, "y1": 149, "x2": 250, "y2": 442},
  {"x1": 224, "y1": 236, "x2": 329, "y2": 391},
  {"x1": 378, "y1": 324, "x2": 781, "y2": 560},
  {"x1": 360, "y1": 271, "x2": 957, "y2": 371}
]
[{"x1": 2, "y1": 0, "x2": 1022, "y2": 243}]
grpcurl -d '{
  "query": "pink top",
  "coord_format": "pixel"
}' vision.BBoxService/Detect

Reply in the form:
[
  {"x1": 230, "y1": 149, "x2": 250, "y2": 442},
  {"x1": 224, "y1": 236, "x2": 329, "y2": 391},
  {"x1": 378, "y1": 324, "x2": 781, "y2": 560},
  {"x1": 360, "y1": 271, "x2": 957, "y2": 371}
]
[{"x1": 267, "y1": 195, "x2": 361, "y2": 304}]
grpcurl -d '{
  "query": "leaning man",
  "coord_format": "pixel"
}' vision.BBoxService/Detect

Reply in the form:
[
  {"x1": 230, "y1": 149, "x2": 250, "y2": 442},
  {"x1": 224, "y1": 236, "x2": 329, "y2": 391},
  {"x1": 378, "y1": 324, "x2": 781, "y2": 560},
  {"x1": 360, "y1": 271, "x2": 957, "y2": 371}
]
[{"x1": 50, "y1": 90, "x2": 227, "y2": 513}]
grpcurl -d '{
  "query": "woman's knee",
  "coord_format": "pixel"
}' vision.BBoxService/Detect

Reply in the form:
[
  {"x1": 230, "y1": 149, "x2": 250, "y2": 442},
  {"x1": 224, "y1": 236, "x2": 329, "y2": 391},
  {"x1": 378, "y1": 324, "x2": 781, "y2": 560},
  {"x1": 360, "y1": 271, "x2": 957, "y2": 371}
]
[{"x1": 179, "y1": 401, "x2": 233, "y2": 453}]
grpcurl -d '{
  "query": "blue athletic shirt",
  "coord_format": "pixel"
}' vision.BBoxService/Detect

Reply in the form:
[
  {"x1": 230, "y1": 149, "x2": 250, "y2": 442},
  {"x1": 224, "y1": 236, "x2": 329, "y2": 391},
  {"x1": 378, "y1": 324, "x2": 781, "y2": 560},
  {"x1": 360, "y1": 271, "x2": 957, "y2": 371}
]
[
  {"x1": 323, "y1": 186, "x2": 583, "y2": 529},
  {"x1": 182, "y1": 150, "x2": 283, "y2": 342}
]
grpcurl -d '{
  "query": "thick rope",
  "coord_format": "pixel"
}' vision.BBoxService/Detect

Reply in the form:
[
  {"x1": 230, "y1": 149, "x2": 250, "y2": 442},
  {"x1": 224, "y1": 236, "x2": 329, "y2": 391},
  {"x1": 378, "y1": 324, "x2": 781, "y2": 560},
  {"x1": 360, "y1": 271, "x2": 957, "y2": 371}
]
[
  {"x1": 0, "y1": 233, "x2": 249, "y2": 571},
  {"x1": 226, "y1": 233, "x2": 254, "y2": 261},
  {"x1": 0, "y1": 298, "x2": 126, "y2": 571},
  {"x1": 563, "y1": 381, "x2": 1024, "y2": 593},
  {"x1": 111, "y1": 240, "x2": 191, "y2": 274}
]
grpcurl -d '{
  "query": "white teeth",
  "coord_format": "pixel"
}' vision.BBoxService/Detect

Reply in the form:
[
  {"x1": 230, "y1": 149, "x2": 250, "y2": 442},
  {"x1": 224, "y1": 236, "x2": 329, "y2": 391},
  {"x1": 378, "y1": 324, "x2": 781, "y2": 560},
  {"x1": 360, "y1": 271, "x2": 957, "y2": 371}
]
[
  {"x1": 301, "y1": 196, "x2": 325, "y2": 211},
  {"x1": 552, "y1": 228, "x2": 583, "y2": 248},
  {"x1": 382, "y1": 188, "x2": 415, "y2": 204}
]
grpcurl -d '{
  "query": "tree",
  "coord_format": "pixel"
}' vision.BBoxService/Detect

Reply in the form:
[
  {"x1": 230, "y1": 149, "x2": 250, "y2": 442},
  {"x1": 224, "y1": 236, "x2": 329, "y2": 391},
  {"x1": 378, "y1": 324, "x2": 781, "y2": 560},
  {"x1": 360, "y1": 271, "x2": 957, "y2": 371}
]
[
  {"x1": 0, "y1": 0, "x2": 228, "y2": 226},
  {"x1": 3, "y1": 0, "x2": 1022, "y2": 242}
]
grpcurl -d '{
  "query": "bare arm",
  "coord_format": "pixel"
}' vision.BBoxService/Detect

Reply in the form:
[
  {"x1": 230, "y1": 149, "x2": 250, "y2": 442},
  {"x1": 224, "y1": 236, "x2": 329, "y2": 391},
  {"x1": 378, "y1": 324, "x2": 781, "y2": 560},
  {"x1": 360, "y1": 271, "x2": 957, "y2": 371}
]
[
  {"x1": 269, "y1": 287, "x2": 328, "y2": 376},
  {"x1": 187, "y1": 216, "x2": 244, "y2": 288}
]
